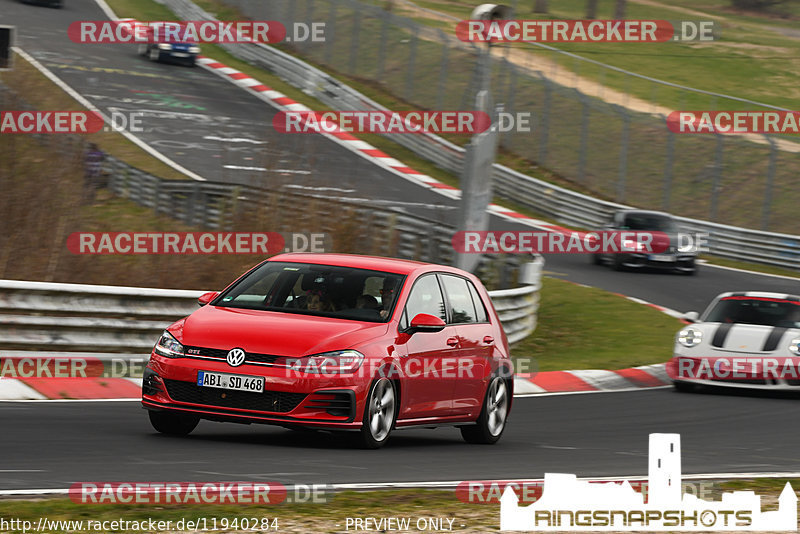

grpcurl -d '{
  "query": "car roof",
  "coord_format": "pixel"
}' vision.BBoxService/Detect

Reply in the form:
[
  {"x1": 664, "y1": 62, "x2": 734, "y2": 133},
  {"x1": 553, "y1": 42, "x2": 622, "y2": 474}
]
[{"x1": 268, "y1": 253, "x2": 436, "y2": 275}]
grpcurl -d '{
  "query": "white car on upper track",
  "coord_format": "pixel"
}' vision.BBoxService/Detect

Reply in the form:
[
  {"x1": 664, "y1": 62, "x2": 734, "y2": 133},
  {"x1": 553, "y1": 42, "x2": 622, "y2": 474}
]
[{"x1": 667, "y1": 291, "x2": 800, "y2": 391}]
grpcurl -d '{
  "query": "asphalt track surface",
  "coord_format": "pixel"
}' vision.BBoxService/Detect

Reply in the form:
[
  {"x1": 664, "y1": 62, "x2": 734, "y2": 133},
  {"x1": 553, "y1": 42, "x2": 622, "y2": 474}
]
[
  {"x1": 3, "y1": 0, "x2": 800, "y2": 491},
  {"x1": 2, "y1": 389, "x2": 800, "y2": 490}
]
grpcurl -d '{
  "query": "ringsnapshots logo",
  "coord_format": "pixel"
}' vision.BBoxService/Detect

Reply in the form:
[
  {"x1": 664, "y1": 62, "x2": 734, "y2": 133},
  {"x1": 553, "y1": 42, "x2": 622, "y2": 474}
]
[{"x1": 500, "y1": 433, "x2": 797, "y2": 531}]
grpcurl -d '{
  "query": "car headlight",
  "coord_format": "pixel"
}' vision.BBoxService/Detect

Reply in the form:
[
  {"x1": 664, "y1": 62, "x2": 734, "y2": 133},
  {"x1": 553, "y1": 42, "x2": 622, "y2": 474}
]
[
  {"x1": 286, "y1": 350, "x2": 364, "y2": 374},
  {"x1": 157, "y1": 43, "x2": 173, "y2": 50},
  {"x1": 154, "y1": 330, "x2": 184, "y2": 358},
  {"x1": 790, "y1": 338, "x2": 800, "y2": 356},
  {"x1": 678, "y1": 327, "x2": 702, "y2": 348},
  {"x1": 188, "y1": 46, "x2": 201, "y2": 53}
]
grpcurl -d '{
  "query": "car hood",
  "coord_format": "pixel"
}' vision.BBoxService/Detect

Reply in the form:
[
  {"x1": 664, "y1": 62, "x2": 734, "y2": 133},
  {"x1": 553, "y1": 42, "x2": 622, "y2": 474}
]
[
  {"x1": 694, "y1": 322, "x2": 800, "y2": 353},
  {"x1": 174, "y1": 305, "x2": 390, "y2": 357}
]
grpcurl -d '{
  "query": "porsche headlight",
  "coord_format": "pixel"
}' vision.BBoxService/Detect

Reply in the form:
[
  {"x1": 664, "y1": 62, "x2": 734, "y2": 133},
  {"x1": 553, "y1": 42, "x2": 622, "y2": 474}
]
[
  {"x1": 188, "y1": 46, "x2": 201, "y2": 54},
  {"x1": 790, "y1": 338, "x2": 800, "y2": 356},
  {"x1": 678, "y1": 328, "x2": 702, "y2": 348},
  {"x1": 157, "y1": 43, "x2": 173, "y2": 50},
  {"x1": 154, "y1": 330, "x2": 184, "y2": 358},
  {"x1": 286, "y1": 350, "x2": 364, "y2": 374}
]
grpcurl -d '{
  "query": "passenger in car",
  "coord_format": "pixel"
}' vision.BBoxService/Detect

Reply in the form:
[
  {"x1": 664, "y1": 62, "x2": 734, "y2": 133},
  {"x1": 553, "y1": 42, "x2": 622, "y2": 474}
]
[{"x1": 307, "y1": 289, "x2": 336, "y2": 312}]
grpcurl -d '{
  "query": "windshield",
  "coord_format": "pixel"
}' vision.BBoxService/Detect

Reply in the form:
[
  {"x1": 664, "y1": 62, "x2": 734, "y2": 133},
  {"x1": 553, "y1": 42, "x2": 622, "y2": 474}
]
[
  {"x1": 705, "y1": 296, "x2": 800, "y2": 327},
  {"x1": 623, "y1": 214, "x2": 678, "y2": 232},
  {"x1": 214, "y1": 261, "x2": 405, "y2": 323}
]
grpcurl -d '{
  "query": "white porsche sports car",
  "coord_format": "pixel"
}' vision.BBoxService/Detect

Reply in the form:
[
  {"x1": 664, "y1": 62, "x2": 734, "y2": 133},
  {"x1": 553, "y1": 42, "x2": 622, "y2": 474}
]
[{"x1": 667, "y1": 291, "x2": 800, "y2": 391}]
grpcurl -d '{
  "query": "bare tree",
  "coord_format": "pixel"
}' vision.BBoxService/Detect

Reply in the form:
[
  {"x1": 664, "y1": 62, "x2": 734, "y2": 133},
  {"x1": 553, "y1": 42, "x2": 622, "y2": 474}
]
[
  {"x1": 534, "y1": 0, "x2": 549, "y2": 13},
  {"x1": 586, "y1": 0, "x2": 598, "y2": 19}
]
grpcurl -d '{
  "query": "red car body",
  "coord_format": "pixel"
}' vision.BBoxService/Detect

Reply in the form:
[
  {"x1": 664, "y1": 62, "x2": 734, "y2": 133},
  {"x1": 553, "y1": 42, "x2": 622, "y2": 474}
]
[{"x1": 142, "y1": 253, "x2": 513, "y2": 447}]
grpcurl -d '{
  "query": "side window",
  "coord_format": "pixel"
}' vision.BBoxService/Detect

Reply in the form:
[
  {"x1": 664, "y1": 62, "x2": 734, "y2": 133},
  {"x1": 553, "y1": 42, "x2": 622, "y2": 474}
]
[
  {"x1": 467, "y1": 281, "x2": 489, "y2": 323},
  {"x1": 404, "y1": 275, "x2": 447, "y2": 322},
  {"x1": 441, "y1": 275, "x2": 477, "y2": 324}
]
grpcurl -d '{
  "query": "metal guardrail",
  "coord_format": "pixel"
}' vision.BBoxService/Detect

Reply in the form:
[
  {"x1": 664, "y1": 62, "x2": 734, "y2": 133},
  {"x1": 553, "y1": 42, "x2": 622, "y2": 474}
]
[
  {"x1": 159, "y1": 0, "x2": 800, "y2": 271},
  {"x1": 0, "y1": 258, "x2": 542, "y2": 355}
]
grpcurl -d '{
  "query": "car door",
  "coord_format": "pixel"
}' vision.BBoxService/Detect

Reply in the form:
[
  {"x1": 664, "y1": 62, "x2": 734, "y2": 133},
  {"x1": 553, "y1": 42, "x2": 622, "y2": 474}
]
[
  {"x1": 439, "y1": 274, "x2": 491, "y2": 416},
  {"x1": 395, "y1": 273, "x2": 460, "y2": 419}
]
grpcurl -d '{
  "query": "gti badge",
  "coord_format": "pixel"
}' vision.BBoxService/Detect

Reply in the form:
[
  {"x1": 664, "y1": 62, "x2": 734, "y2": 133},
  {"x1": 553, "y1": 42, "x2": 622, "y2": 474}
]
[{"x1": 226, "y1": 348, "x2": 246, "y2": 367}]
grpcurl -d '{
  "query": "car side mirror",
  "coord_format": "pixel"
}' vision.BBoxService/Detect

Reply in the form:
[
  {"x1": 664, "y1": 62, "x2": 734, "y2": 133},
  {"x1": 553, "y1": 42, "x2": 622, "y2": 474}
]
[
  {"x1": 198, "y1": 291, "x2": 219, "y2": 307},
  {"x1": 683, "y1": 311, "x2": 699, "y2": 323},
  {"x1": 406, "y1": 313, "x2": 446, "y2": 334}
]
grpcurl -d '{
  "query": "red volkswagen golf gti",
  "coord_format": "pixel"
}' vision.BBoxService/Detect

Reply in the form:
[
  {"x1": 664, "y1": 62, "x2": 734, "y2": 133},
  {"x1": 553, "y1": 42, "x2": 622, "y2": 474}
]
[{"x1": 142, "y1": 253, "x2": 513, "y2": 448}]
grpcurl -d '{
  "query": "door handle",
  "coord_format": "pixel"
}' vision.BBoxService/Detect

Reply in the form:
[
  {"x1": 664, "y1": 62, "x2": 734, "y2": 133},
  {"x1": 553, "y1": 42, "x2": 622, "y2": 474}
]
[
  {"x1": 483, "y1": 336, "x2": 494, "y2": 345},
  {"x1": 446, "y1": 337, "x2": 459, "y2": 347}
]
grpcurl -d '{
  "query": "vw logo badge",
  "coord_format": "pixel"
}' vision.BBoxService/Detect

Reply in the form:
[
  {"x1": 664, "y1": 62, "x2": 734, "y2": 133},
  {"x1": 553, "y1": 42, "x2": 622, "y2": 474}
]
[{"x1": 226, "y1": 348, "x2": 246, "y2": 367}]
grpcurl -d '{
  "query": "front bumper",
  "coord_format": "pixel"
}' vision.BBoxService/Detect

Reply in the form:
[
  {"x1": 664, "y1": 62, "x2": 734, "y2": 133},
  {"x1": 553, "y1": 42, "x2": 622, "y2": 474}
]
[
  {"x1": 618, "y1": 253, "x2": 696, "y2": 271},
  {"x1": 667, "y1": 355, "x2": 800, "y2": 390},
  {"x1": 142, "y1": 352, "x2": 366, "y2": 429}
]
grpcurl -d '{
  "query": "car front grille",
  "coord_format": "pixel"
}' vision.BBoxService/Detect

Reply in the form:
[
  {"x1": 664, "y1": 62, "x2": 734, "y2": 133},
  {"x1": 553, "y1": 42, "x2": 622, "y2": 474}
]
[
  {"x1": 163, "y1": 379, "x2": 306, "y2": 413},
  {"x1": 183, "y1": 346, "x2": 282, "y2": 365}
]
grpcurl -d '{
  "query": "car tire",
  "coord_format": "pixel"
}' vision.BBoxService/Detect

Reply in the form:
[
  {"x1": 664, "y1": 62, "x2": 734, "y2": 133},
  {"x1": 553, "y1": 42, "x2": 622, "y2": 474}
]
[
  {"x1": 613, "y1": 255, "x2": 626, "y2": 271},
  {"x1": 149, "y1": 47, "x2": 161, "y2": 62},
  {"x1": 461, "y1": 375, "x2": 509, "y2": 444},
  {"x1": 358, "y1": 378, "x2": 396, "y2": 449},
  {"x1": 673, "y1": 381, "x2": 695, "y2": 393},
  {"x1": 591, "y1": 253, "x2": 602, "y2": 265},
  {"x1": 138, "y1": 44, "x2": 149, "y2": 56},
  {"x1": 148, "y1": 410, "x2": 199, "y2": 436}
]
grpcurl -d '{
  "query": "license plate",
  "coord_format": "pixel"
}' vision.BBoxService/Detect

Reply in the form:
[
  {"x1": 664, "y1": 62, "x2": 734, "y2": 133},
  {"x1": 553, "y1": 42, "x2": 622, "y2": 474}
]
[
  {"x1": 650, "y1": 254, "x2": 676, "y2": 262},
  {"x1": 197, "y1": 370, "x2": 265, "y2": 393},
  {"x1": 172, "y1": 52, "x2": 189, "y2": 57}
]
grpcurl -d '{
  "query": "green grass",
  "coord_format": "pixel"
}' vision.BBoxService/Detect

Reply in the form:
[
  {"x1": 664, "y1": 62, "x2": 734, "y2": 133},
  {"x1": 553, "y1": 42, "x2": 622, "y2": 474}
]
[{"x1": 511, "y1": 276, "x2": 683, "y2": 371}]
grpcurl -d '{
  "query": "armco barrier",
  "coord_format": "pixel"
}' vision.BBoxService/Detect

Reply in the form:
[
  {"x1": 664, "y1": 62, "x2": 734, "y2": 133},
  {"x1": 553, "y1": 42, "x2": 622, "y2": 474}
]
[
  {"x1": 0, "y1": 259, "x2": 542, "y2": 356},
  {"x1": 157, "y1": 0, "x2": 800, "y2": 271}
]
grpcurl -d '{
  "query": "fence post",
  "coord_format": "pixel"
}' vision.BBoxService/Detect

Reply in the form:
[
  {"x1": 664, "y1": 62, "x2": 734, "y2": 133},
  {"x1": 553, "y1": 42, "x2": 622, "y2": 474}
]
[
  {"x1": 324, "y1": 2, "x2": 336, "y2": 66},
  {"x1": 709, "y1": 134, "x2": 724, "y2": 222},
  {"x1": 376, "y1": 10, "x2": 388, "y2": 80},
  {"x1": 405, "y1": 23, "x2": 418, "y2": 101},
  {"x1": 348, "y1": 2, "x2": 360, "y2": 74},
  {"x1": 538, "y1": 77, "x2": 551, "y2": 166},
  {"x1": 578, "y1": 93, "x2": 589, "y2": 184},
  {"x1": 435, "y1": 31, "x2": 450, "y2": 111},
  {"x1": 662, "y1": 129, "x2": 675, "y2": 211},
  {"x1": 616, "y1": 111, "x2": 630, "y2": 203},
  {"x1": 761, "y1": 136, "x2": 777, "y2": 231},
  {"x1": 501, "y1": 59, "x2": 517, "y2": 151}
]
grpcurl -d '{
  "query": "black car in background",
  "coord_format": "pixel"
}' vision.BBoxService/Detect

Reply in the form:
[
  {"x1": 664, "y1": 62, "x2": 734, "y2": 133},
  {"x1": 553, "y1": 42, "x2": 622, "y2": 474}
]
[{"x1": 591, "y1": 209, "x2": 698, "y2": 275}]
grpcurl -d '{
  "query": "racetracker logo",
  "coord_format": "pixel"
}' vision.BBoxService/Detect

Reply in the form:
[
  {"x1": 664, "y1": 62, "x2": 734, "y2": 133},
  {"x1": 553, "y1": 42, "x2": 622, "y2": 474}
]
[
  {"x1": 669, "y1": 357, "x2": 800, "y2": 381},
  {"x1": 456, "y1": 20, "x2": 716, "y2": 43},
  {"x1": 66, "y1": 232, "x2": 329, "y2": 255},
  {"x1": 667, "y1": 111, "x2": 800, "y2": 134},
  {"x1": 273, "y1": 111, "x2": 494, "y2": 135},
  {"x1": 452, "y1": 231, "x2": 709, "y2": 254},
  {"x1": 500, "y1": 433, "x2": 797, "y2": 531},
  {"x1": 69, "y1": 20, "x2": 288, "y2": 44}
]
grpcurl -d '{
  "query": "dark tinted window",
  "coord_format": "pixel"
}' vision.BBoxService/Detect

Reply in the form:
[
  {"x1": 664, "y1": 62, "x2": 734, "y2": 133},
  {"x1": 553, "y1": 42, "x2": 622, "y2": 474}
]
[
  {"x1": 705, "y1": 297, "x2": 800, "y2": 327},
  {"x1": 441, "y1": 275, "x2": 477, "y2": 324},
  {"x1": 623, "y1": 213, "x2": 678, "y2": 232},
  {"x1": 405, "y1": 275, "x2": 446, "y2": 322}
]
